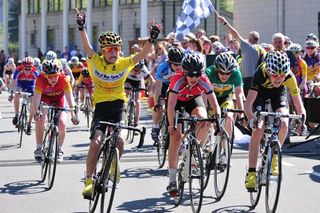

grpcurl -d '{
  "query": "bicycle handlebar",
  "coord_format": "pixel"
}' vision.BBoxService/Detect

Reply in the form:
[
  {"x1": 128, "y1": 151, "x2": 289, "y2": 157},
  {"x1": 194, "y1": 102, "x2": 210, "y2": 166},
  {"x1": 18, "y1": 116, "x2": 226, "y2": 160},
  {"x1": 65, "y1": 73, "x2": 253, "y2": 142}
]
[
  {"x1": 256, "y1": 111, "x2": 304, "y2": 121},
  {"x1": 174, "y1": 110, "x2": 217, "y2": 130},
  {"x1": 15, "y1": 91, "x2": 33, "y2": 97},
  {"x1": 125, "y1": 87, "x2": 147, "y2": 92}
]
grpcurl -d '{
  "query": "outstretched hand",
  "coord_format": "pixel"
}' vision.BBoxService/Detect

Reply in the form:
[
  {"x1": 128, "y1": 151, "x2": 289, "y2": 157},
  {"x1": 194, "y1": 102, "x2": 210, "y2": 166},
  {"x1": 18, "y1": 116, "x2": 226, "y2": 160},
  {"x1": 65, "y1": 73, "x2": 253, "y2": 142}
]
[
  {"x1": 75, "y1": 8, "x2": 86, "y2": 27},
  {"x1": 149, "y1": 20, "x2": 161, "y2": 40}
]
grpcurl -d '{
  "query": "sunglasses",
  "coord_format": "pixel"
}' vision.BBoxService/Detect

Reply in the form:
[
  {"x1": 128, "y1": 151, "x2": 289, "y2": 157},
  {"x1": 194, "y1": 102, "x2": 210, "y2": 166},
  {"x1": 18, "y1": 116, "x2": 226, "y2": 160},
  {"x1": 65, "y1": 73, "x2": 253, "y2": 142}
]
[
  {"x1": 187, "y1": 72, "x2": 201, "y2": 78},
  {"x1": 46, "y1": 73, "x2": 59, "y2": 79},
  {"x1": 306, "y1": 46, "x2": 316, "y2": 50},
  {"x1": 270, "y1": 73, "x2": 286, "y2": 79},
  {"x1": 169, "y1": 61, "x2": 181, "y2": 66},
  {"x1": 104, "y1": 46, "x2": 121, "y2": 53},
  {"x1": 217, "y1": 70, "x2": 232, "y2": 76},
  {"x1": 24, "y1": 66, "x2": 33, "y2": 71}
]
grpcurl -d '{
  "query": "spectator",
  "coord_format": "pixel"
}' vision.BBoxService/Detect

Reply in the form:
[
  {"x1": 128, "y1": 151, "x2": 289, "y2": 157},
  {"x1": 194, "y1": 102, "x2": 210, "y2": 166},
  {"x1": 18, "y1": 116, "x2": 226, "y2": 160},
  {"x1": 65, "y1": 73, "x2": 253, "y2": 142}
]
[
  {"x1": 37, "y1": 48, "x2": 44, "y2": 61},
  {"x1": 131, "y1": 44, "x2": 141, "y2": 54},
  {"x1": 195, "y1": 28, "x2": 206, "y2": 39},
  {"x1": 180, "y1": 37, "x2": 190, "y2": 50},
  {"x1": 209, "y1": 35, "x2": 220, "y2": 43},
  {"x1": 61, "y1": 46, "x2": 71, "y2": 60}
]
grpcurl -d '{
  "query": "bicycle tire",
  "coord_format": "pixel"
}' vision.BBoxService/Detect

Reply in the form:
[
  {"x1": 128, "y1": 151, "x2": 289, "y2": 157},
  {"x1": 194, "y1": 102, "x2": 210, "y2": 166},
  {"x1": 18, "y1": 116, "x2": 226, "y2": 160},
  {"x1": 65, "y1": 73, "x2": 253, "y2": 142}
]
[
  {"x1": 213, "y1": 132, "x2": 231, "y2": 200},
  {"x1": 265, "y1": 142, "x2": 282, "y2": 213},
  {"x1": 18, "y1": 105, "x2": 26, "y2": 148},
  {"x1": 89, "y1": 148, "x2": 104, "y2": 213},
  {"x1": 40, "y1": 128, "x2": 50, "y2": 183},
  {"x1": 47, "y1": 131, "x2": 58, "y2": 190},
  {"x1": 189, "y1": 141, "x2": 204, "y2": 213},
  {"x1": 174, "y1": 162, "x2": 185, "y2": 206},
  {"x1": 157, "y1": 116, "x2": 167, "y2": 168},
  {"x1": 202, "y1": 128, "x2": 215, "y2": 191},
  {"x1": 101, "y1": 149, "x2": 119, "y2": 213},
  {"x1": 125, "y1": 102, "x2": 135, "y2": 143},
  {"x1": 230, "y1": 122, "x2": 235, "y2": 155}
]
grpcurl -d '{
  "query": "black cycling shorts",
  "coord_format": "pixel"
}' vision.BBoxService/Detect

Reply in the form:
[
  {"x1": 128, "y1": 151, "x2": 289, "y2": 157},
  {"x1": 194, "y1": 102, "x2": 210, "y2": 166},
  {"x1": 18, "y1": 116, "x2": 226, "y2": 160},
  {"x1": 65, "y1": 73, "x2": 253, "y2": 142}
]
[
  {"x1": 253, "y1": 88, "x2": 288, "y2": 112},
  {"x1": 175, "y1": 95, "x2": 205, "y2": 116},
  {"x1": 90, "y1": 100, "x2": 125, "y2": 139},
  {"x1": 125, "y1": 78, "x2": 142, "y2": 89}
]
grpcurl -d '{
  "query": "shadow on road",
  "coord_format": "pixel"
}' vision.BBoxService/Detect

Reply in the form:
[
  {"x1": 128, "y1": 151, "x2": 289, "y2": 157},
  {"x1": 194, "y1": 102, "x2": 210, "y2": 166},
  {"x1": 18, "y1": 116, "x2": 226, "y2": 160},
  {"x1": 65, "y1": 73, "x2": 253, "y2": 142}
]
[
  {"x1": 0, "y1": 143, "x2": 19, "y2": 150},
  {"x1": 116, "y1": 192, "x2": 177, "y2": 212},
  {"x1": 124, "y1": 145, "x2": 155, "y2": 154},
  {"x1": 210, "y1": 204, "x2": 256, "y2": 212},
  {"x1": 0, "y1": 180, "x2": 48, "y2": 195},
  {"x1": 122, "y1": 167, "x2": 167, "y2": 179}
]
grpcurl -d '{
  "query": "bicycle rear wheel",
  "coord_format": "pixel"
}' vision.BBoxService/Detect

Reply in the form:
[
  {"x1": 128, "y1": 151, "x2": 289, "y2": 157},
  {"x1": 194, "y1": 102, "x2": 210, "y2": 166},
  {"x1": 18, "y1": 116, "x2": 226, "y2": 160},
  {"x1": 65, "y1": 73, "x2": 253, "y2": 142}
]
[
  {"x1": 157, "y1": 116, "x2": 168, "y2": 168},
  {"x1": 213, "y1": 132, "x2": 231, "y2": 200},
  {"x1": 84, "y1": 97, "x2": 91, "y2": 128},
  {"x1": 125, "y1": 102, "x2": 135, "y2": 144},
  {"x1": 174, "y1": 161, "x2": 185, "y2": 206},
  {"x1": 265, "y1": 142, "x2": 282, "y2": 213},
  {"x1": 18, "y1": 105, "x2": 27, "y2": 148},
  {"x1": 189, "y1": 141, "x2": 204, "y2": 213},
  {"x1": 101, "y1": 149, "x2": 119, "y2": 213},
  {"x1": 47, "y1": 131, "x2": 58, "y2": 190}
]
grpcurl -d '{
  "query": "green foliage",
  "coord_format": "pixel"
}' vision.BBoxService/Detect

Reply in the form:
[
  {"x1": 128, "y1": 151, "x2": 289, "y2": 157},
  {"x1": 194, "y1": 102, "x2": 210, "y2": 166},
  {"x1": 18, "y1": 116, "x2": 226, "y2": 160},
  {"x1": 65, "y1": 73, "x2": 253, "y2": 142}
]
[
  {"x1": 220, "y1": 0, "x2": 233, "y2": 13},
  {"x1": 0, "y1": 24, "x2": 3, "y2": 48},
  {"x1": 8, "y1": 0, "x2": 20, "y2": 43}
]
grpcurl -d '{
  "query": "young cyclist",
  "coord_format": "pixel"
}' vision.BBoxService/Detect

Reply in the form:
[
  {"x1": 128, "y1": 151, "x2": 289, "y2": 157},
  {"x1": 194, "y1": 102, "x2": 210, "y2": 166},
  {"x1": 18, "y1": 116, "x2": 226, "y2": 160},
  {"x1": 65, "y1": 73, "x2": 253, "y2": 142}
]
[
  {"x1": 3, "y1": 57, "x2": 16, "y2": 101},
  {"x1": 69, "y1": 56, "x2": 85, "y2": 81},
  {"x1": 125, "y1": 61, "x2": 155, "y2": 127},
  {"x1": 244, "y1": 51, "x2": 306, "y2": 191},
  {"x1": 76, "y1": 8, "x2": 160, "y2": 198},
  {"x1": 166, "y1": 54, "x2": 221, "y2": 194},
  {"x1": 151, "y1": 46, "x2": 185, "y2": 145},
  {"x1": 60, "y1": 58, "x2": 75, "y2": 86},
  {"x1": 12, "y1": 57, "x2": 39, "y2": 135},
  {"x1": 205, "y1": 52, "x2": 244, "y2": 141},
  {"x1": 31, "y1": 60, "x2": 79, "y2": 162},
  {"x1": 76, "y1": 68, "x2": 94, "y2": 111}
]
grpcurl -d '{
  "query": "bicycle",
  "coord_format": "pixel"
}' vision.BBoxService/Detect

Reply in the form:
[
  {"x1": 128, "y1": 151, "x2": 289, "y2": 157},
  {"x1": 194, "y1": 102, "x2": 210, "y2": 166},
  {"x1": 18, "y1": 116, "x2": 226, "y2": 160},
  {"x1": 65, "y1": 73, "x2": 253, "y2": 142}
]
[
  {"x1": 16, "y1": 91, "x2": 32, "y2": 148},
  {"x1": 202, "y1": 108, "x2": 243, "y2": 199},
  {"x1": 88, "y1": 121, "x2": 146, "y2": 213},
  {"x1": 249, "y1": 101, "x2": 304, "y2": 213},
  {"x1": 38, "y1": 103, "x2": 77, "y2": 190},
  {"x1": 124, "y1": 87, "x2": 146, "y2": 147},
  {"x1": 78, "y1": 85, "x2": 94, "y2": 128},
  {"x1": 173, "y1": 111, "x2": 217, "y2": 213}
]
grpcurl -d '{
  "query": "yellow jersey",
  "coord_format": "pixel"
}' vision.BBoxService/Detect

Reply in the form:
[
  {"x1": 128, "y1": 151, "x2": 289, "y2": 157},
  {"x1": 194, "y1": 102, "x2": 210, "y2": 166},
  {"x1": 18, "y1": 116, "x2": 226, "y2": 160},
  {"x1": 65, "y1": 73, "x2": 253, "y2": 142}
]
[{"x1": 88, "y1": 53, "x2": 135, "y2": 104}]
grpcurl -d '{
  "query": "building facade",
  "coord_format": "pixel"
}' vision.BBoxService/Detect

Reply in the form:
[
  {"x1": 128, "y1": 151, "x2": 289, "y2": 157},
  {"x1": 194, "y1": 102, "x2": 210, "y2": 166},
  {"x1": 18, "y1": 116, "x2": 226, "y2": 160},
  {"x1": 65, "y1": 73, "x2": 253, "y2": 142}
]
[
  {"x1": 233, "y1": 0, "x2": 320, "y2": 45},
  {"x1": 11, "y1": 0, "x2": 231, "y2": 58}
]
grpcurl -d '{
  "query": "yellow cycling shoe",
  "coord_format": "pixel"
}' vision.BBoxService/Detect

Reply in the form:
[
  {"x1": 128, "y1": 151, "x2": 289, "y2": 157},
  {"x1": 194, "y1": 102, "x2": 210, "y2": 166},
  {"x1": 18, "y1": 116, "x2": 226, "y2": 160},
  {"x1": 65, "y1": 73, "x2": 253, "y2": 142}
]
[
  {"x1": 82, "y1": 177, "x2": 94, "y2": 198},
  {"x1": 271, "y1": 154, "x2": 279, "y2": 176},
  {"x1": 110, "y1": 159, "x2": 120, "y2": 184},
  {"x1": 245, "y1": 171, "x2": 256, "y2": 192}
]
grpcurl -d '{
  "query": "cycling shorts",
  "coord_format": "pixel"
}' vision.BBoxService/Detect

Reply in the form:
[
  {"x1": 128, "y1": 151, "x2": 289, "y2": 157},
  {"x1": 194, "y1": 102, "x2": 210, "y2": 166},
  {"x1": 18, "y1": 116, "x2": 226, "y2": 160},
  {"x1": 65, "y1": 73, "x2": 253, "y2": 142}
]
[
  {"x1": 253, "y1": 90, "x2": 287, "y2": 111},
  {"x1": 41, "y1": 95, "x2": 64, "y2": 107},
  {"x1": 125, "y1": 78, "x2": 142, "y2": 89},
  {"x1": 174, "y1": 95, "x2": 205, "y2": 121}
]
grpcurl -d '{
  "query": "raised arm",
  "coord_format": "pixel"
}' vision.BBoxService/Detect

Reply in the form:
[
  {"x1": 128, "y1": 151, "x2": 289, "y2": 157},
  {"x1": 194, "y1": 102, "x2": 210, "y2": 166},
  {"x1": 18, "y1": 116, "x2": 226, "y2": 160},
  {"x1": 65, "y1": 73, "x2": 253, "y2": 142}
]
[{"x1": 217, "y1": 14, "x2": 244, "y2": 43}]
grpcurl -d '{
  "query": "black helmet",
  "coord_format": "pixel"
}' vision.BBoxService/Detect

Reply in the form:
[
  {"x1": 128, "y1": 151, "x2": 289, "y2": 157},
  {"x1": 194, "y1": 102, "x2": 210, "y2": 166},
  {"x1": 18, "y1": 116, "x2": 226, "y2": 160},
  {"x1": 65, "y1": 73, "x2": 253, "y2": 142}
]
[
  {"x1": 134, "y1": 61, "x2": 144, "y2": 70},
  {"x1": 42, "y1": 60, "x2": 61, "y2": 75},
  {"x1": 181, "y1": 54, "x2": 204, "y2": 76},
  {"x1": 81, "y1": 68, "x2": 90, "y2": 77},
  {"x1": 168, "y1": 47, "x2": 184, "y2": 64}
]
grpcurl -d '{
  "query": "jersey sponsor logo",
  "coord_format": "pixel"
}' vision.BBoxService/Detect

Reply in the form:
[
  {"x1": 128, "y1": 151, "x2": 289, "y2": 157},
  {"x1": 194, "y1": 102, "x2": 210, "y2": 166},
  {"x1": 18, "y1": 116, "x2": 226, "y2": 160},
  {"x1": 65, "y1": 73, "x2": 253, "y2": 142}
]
[
  {"x1": 213, "y1": 83, "x2": 233, "y2": 96},
  {"x1": 93, "y1": 69, "x2": 126, "y2": 82}
]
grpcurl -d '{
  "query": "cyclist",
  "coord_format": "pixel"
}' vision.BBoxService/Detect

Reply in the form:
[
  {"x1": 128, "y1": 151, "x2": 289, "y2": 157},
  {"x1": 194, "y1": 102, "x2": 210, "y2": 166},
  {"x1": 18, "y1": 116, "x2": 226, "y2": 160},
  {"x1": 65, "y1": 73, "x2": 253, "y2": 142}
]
[
  {"x1": 125, "y1": 61, "x2": 155, "y2": 127},
  {"x1": 76, "y1": 68, "x2": 94, "y2": 111},
  {"x1": 12, "y1": 57, "x2": 39, "y2": 135},
  {"x1": 244, "y1": 51, "x2": 306, "y2": 191},
  {"x1": 205, "y1": 52, "x2": 244, "y2": 140},
  {"x1": 151, "y1": 46, "x2": 184, "y2": 146},
  {"x1": 303, "y1": 39, "x2": 320, "y2": 94},
  {"x1": 69, "y1": 56, "x2": 84, "y2": 81},
  {"x1": 33, "y1": 57, "x2": 42, "y2": 74},
  {"x1": 31, "y1": 60, "x2": 79, "y2": 162},
  {"x1": 166, "y1": 54, "x2": 221, "y2": 194},
  {"x1": 3, "y1": 57, "x2": 16, "y2": 101},
  {"x1": 76, "y1": 8, "x2": 160, "y2": 198},
  {"x1": 60, "y1": 58, "x2": 75, "y2": 86}
]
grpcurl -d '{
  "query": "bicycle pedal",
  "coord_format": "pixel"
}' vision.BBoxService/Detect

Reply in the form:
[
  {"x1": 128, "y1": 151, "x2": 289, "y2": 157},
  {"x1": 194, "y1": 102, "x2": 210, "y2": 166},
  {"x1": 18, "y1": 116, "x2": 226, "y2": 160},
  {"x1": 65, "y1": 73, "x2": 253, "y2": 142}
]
[
  {"x1": 169, "y1": 191, "x2": 179, "y2": 197},
  {"x1": 246, "y1": 188, "x2": 257, "y2": 193},
  {"x1": 83, "y1": 195, "x2": 93, "y2": 200}
]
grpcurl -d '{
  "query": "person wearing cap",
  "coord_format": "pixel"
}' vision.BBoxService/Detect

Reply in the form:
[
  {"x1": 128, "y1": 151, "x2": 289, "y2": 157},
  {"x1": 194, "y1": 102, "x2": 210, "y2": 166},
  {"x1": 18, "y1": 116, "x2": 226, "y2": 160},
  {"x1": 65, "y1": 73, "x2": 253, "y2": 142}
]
[{"x1": 131, "y1": 43, "x2": 141, "y2": 54}]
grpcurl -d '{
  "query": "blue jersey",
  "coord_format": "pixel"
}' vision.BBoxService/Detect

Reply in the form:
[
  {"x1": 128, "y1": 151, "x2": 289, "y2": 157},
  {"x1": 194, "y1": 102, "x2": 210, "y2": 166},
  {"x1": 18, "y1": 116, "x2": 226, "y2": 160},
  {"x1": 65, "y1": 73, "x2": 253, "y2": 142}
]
[
  {"x1": 13, "y1": 68, "x2": 39, "y2": 94},
  {"x1": 155, "y1": 61, "x2": 173, "y2": 85}
]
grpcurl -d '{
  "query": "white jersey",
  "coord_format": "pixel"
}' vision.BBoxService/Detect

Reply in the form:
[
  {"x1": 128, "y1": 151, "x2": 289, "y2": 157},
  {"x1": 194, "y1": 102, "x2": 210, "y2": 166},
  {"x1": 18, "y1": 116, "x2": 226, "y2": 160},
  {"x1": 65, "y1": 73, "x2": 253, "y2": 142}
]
[{"x1": 127, "y1": 65, "x2": 150, "y2": 81}]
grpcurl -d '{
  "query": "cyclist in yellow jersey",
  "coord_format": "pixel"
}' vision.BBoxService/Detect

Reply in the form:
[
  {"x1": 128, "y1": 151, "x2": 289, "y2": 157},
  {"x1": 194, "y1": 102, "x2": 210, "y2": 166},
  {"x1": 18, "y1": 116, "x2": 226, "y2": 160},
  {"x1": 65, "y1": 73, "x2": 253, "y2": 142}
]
[
  {"x1": 76, "y1": 8, "x2": 161, "y2": 198},
  {"x1": 244, "y1": 51, "x2": 306, "y2": 191}
]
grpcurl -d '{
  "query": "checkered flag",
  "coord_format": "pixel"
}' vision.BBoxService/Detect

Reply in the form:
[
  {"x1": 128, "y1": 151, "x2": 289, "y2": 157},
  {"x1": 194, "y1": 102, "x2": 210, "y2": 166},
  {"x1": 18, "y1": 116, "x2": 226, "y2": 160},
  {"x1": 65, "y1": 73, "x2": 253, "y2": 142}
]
[{"x1": 175, "y1": 0, "x2": 214, "y2": 41}]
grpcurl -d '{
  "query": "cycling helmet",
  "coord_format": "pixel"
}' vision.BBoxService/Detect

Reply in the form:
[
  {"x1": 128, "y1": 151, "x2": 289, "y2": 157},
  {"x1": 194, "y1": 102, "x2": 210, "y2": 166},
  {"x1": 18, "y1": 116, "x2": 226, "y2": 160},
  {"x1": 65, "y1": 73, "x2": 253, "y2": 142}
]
[
  {"x1": 80, "y1": 57, "x2": 87, "y2": 63},
  {"x1": 306, "y1": 33, "x2": 318, "y2": 42},
  {"x1": 42, "y1": 60, "x2": 61, "y2": 75},
  {"x1": 266, "y1": 51, "x2": 290, "y2": 75},
  {"x1": 214, "y1": 52, "x2": 237, "y2": 74},
  {"x1": 8, "y1": 58, "x2": 14, "y2": 64},
  {"x1": 23, "y1": 57, "x2": 34, "y2": 67},
  {"x1": 134, "y1": 61, "x2": 145, "y2": 70},
  {"x1": 98, "y1": 31, "x2": 122, "y2": 48},
  {"x1": 168, "y1": 47, "x2": 184, "y2": 64},
  {"x1": 60, "y1": 58, "x2": 68, "y2": 69},
  {"x1": 33, "y1": 57, "x2": 41, "y2": 66},
  {"x1": 289, "y1": 43, "x2": 302, "y2": 52},
  {"x1": 305, "y1": 40, "x2": 318, "y2": 48},
  {"x1": 71, "y1": 56, "x2": 79, "y2": 64},
  {"x1": 45, "y1": 51, "x2": 57, "y2": 61},
  {"x1": 81, "y1": 68, "x2": 90, "y2": 77},
  {"x1": 181, "y1": 54, "x2": 204, "y2": 75},
  {"x1": 212, "y1": 41, "x2": 227, "y2": 54}
]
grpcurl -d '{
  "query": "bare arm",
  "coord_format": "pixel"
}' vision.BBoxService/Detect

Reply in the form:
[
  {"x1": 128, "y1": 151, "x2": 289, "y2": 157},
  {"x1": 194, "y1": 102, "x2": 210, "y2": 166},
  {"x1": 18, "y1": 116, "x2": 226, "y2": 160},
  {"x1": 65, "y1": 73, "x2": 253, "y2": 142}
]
[
  {"x1": 292, "y1": 95, "x2": 306, "y2": 116},
  {"x1": 207, "y1": 92, "x2": 221, "y2": 116},
  {"x1": 132, "y1": 42, "x2": 153, "y2": 64},
  {"x1": 244, "y1": 89, "x2": 258, "y2": 120},
  {"x1": 217, "y1": 15, "x2": 244, "y2": 43},
  {"x1": 234, "y1": 86, "x2": 244, "y2": 110},
  {"x1": 167, "y1": 92, "x2": 178, "y2": 127},
  {"x1": 30, "y1": 92, "x2": 42, "y2": 117}
]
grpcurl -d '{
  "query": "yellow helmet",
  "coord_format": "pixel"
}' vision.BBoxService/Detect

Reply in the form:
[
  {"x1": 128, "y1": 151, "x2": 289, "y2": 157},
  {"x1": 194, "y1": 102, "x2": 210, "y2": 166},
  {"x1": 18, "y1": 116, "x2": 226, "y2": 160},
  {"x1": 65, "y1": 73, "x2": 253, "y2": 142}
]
[{"x1": 98, "y1": 31, "x2": 122, "y2": 48}]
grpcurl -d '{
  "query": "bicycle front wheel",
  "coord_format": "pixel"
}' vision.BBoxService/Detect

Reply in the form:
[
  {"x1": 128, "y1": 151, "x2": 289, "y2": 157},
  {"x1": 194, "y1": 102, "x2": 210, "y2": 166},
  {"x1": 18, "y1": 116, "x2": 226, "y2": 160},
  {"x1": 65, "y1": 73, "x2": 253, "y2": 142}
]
[
  {"x1": 18, "y1": 105, "x2": 27, "y2": 148},
  {"x1": 189, "y1": 141, "x2": 204, "y2": 213},
  {"x1": 40, "y1": 129, "x2": 50, "y2": 183},
  {"x1": 101, "y1": 148, "x2": 119, "y2": 213},
  {"x1": 157, "y1": 116, "x2": 168, "y2": 168},
  {"x1": 213, "y1": 132, "x2": 231, "y2": 200},
  {"x1": 265, "y1": 142, "x2": 282, "y2": 213},
  {"x1": 47, "y1": 131, "x2": 58, "y2": 190}
]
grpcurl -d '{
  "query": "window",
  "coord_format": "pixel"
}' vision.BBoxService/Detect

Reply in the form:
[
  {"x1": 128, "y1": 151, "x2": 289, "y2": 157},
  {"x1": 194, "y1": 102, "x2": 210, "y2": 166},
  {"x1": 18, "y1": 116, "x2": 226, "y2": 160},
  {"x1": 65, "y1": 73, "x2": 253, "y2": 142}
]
[
  {"x1": 31, "y1": 33, "x2": 36, "y2": 47},
  {"x1": 135, "y1": 27, "x2": 140, "y2": 39},
  {"x1": 47, "y1": 29, "x2": 55, "y2": 50},
  {"x1": 92, "y1": 26, "x2": 99, "y2": 51},
  {"x1": 48, "y1": 0, "x2": 62, "y2": 12},
  {"x1": 28, "y1": 0, "x2": 41, "y2": 14},
  {"x1": 68, "y1": 27, "x2": 75, "y2": 48}
]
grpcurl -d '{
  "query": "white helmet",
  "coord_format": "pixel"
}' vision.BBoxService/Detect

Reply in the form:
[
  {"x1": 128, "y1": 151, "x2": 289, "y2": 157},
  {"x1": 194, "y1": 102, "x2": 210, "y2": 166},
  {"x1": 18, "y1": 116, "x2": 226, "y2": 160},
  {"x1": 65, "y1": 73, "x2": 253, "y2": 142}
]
[
  {"x1": 8, "y1": 58, "x2": 14, "y2": 64},
  {"x1": 45, "y1": 51, "x2": 57, "y2": 61},
  {"x1": 33, "y1": 57, "x2": 41, "y2": 66},
  {"x1": 71, "y1": 56, "x2": 79, "y2": 64}
]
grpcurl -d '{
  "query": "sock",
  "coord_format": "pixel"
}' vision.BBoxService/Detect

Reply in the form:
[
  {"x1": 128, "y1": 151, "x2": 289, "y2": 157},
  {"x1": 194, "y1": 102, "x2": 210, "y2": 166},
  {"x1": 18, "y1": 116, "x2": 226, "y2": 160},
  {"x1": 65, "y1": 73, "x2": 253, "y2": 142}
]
[
  {"x1": 152, "y1": 124, "x2": 159, "y2": 129},
  {"x1": 168, "y1": 168, "x2": 177, "y2": 184},
  {"x1": 58, "y1": 145, "x2": 63, "y2": 151},
  {"x1": 248, "y1": 168, "x2": 256, "y2": 172},
  {"x1": 36, "y1": 143, "x2": 42, "y2": 149}
]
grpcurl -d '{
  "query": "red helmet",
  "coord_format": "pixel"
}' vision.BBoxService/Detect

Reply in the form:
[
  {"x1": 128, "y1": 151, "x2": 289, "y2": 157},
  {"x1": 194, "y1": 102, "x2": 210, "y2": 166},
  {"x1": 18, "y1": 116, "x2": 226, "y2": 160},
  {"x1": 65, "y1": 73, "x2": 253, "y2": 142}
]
[{"x1": 23, "y1": 57, "x2": 34, "y2": 67}]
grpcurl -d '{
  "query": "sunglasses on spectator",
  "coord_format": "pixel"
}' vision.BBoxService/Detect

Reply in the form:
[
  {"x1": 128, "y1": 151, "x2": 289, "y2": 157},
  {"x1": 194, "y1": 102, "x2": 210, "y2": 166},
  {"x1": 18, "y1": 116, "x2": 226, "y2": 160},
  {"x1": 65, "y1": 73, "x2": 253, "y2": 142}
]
[
  {"x1": 104, "y1": 46, "x2": 121, "y2": 53},
  {"x1": 270, "y1": 73, "x2": 286, "y2": 79},
  {"x1": 46, "y1": 73, "x2": 59, "y2": 79},
  {"x1": 306, "y1": 46, "x2": 316, "y2": 50},
  {"x1": 187, "y1": 72, "x2": 201, "y2": 78},
  {"x1": 217, "y1": 70, "x2": 232, "y2": 76}
]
